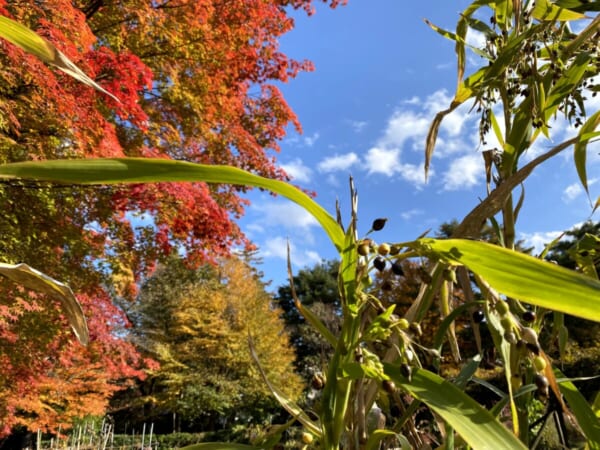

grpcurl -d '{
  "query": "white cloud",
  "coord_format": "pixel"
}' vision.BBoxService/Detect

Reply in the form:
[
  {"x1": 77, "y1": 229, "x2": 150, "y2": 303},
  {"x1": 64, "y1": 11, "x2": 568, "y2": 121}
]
[
  {"x1": 400, "y1": 208, "x2": 424, "y2": 220},
  {"x1": 466, "y1": 29, "x2": 486, "y2": 50},
  {"x1": 253, "y1": 201, "x2": 318, "y2": 230},
  {"x1": 563, "y1": 182, "x2": 583, "y2": 202},
  {"x1": 348, "y1": 120, "x2": 368, "y2": 133},
  {"x1": 365, "y1": 146, "x2": 400, "y2": 176},
  {"x1": 562, "y1": 178, "x2": 598, "y2": 203},
  {"x1": 399, "y1": 163, "x2": 429, "y2": 187},
  {"x1": 381, "y1": 110, "x2": 430, "y2": 149},
  {"x1": 519, "y1": 231, "x2": 563, "y2": 255},
  {"x1": 442, "y1": 153, "x2": 483, "y2": 190},
  {"x1": 261, "y1": 236, "x2": 322, "y2": 267},
  {"x1": 281, "y1": 158, "x2": 312, "y2": 183},
  {"x1": 402, "y1": 96, "x2": 420, "y2": 105},
  {"x1": 304, "y1": 132, "x2": 320, "y2": 147},
  {"x1": 318, "y1": 152, "x2": 359, "y2": 173}
]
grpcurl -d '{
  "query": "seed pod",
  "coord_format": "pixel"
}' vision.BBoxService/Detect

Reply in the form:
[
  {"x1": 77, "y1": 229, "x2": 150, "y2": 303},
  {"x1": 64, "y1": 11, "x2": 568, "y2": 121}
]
[
  {"x1": 357, "y1": 240, "x2": 371, "y2": 256},
  {"x1": 472, "y1": 309, "x2": 485, "y2": 324},
  {"x1": 526, "y1": 342, "x2": 541, "y2": 355},
  {"x1": 391, "y1": 261, "x2": 404, "y2": 276},
  {"x1": 397, "y1": 318, "x2": 410, "y2": 330},
  {"x1": 372, "y1": 218, "x2": 388, "y2": 231},
  {"x1": 537, "y1": 385, "x2": 549, "y2": 400},
  {"x1": 534, "y1": 373, "x2": 549, "y2": 389},
  {"x1": 533, "y1": 355, "x2": 547, "y2": 372},
  {"x1": 504, "y1": 331, "x2": 517, "y2": 344},
  {"x1": 521, "y1": 327, "x2": 539, "y2": 346},
  {"x1": 495, "y1": 300, "x2": 509, "y2": 316},
  {"x1": 389, "y1": 245, "x2": 401, "y2": 255},
  {"x1": 301, "y1": 432, "x2": 314, "y2": 444},
  {"x1": 311, "y1": 372, "x2": 326, "y2": 390},
  {"x1": 400, "y1": 363, "x2": 413, "y2": 382},
  {"x1": 409, "y1": 322, "x2": 422, "y2": 337},
  {"x1": 500, "y1": 316, "x2": 513, "y2": 332},
  {"x1": 443, "y1": 268, "x2": 457, "y2": 283},
  {"x1": 373, "y1": 256, "x2": 386, "y2": 272},
  {"x1": 382, "y1": 379, "x2": 396, "y2": 394},
  {"x1": 378, "y1": 243, "x2": 391, "y2": 256},
  {"x1": 522, "y1": 310, "x2": 536, "y2": 323}
]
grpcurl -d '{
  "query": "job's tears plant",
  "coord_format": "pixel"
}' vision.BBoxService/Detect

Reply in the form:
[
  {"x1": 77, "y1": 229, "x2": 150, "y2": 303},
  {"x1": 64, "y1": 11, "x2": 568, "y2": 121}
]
[{"x1": 0, "y1": 0, "x2": 600, "y2": 448}]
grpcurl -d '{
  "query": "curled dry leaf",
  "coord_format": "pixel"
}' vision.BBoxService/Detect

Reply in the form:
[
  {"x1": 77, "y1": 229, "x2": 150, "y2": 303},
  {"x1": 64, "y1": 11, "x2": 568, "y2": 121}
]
[{"x1": 0, "y1": 262, "x2": 89, "y2": 345}]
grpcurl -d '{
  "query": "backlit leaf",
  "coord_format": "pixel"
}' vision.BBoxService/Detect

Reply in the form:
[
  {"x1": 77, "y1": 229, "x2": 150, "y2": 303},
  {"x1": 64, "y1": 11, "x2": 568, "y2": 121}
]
[
  {"x1": 416, "y1": 239, "x2": 600, "y2": 322},
  {"x1": 0, "y1": 262, "x2": 88, "y2": 345},
  {"x1": 384, "y1": 365, "x2": 527, "y2": 450}
]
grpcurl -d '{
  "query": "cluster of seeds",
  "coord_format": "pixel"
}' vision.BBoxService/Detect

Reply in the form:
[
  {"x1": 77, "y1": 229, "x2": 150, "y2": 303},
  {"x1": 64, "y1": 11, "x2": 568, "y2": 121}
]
[{"x1": 494, "y1": 300, "x2": 551, "y2": 400}]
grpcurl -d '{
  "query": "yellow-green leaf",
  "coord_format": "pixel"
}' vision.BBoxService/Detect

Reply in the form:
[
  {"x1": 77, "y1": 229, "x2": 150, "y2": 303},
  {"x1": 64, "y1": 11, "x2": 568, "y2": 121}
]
[
  {"x1": 384, "y1": 365, "x2": 527, "y2": 450},
  {"x1": 532, "y1": 0, "x2": 586, "y2": 21},
  {"x1": 574, "y1": 110, "x2": 600, "y2": 195},
  {"x1": 0, "y1": 158, "x2": 345, "y2": 251},
  {"x1": 416, "y1": 238, "x2": 600, "y2": 322},
  {"x1": 0, "y1": 15, "x2": 118, "y2": 101}
]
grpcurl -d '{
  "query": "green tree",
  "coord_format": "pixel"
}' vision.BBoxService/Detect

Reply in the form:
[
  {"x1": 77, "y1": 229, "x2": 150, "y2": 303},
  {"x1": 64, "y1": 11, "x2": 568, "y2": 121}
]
[{"x1": 119, "y1": 255, "x2": 303, "y2": 431}]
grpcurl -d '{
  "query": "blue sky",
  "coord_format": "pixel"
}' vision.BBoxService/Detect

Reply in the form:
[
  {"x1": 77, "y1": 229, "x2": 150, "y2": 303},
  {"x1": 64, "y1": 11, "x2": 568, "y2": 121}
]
[{"x1": 239, "y1": 1, "x2": 600, "y2": 289}]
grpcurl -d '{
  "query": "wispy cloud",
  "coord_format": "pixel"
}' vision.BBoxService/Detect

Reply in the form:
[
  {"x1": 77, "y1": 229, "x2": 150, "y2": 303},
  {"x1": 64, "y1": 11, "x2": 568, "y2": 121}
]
[
  {"x1": 365, "y1": 146, "x2": 400, "y2": 176},
  {"x1": 261, "y1": 236, "x2": 322, "y2": 267},
  {"x1": 348, "y1": 120, "x2": 368, "y2": 133},
  {"x1": 252, "y1": 201, "x2": 319, "y2": 230},
  {"x1": 400, "y1": 208, "x2": 424, "y2": 220},
  {"x1": 281, "y1": 158, "x2": 312, "y2": 183},
  {"x1": 442, "y1": 153, "x2": 482, "y2": 191},
  {"x1": 304, "y1": 132, "x2": 320, "y2": 147},
  {"x1": 562, "y1": 182, "x2": 583, "y2": 203},
  {"x1": 318, "y1": 152, "x2": 359, "y2": 173},
  {"x1": 519, "y1": 230, "x2": 563, "y2": 255}
]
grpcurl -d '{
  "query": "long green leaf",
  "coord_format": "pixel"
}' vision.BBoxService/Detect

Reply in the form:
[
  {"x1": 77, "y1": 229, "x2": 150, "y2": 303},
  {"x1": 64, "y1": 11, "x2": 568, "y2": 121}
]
[
  {"x1": 555, "y1": 369, "x2": 600, "y2": 448},
  {"x1": 0, "y1": 262, "x2": 88, "y2": 345},
  {"x1": 0, "y1": 158, "x2": 344, "y2": 251},
  {"x1": 0, "y1": 15, "x2": 118, "y2": 101},
  {"x1": 415, "y1": 239, "x2": 600, "y2": 322},
  {"x1": 574, "y1": 110, "x2": 600, "y2": 195},
  {"x1": 532, "y1": 0, "x2": 586, "y2": 21},
  {"x1": 384, "y1": 365, "x2": 527, "y2": 450}
]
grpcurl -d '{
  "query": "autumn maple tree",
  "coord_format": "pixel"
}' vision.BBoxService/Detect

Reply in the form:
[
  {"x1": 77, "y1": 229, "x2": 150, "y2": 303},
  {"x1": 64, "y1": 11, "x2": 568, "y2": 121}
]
[{"x1": 0, "y1": 0, "x2": 344, "y2": 436}]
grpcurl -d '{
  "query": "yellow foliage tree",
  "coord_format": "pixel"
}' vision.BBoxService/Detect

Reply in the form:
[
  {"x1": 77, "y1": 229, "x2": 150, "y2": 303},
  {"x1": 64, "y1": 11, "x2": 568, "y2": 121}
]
[{"x1": 123, "y1": 255, "x2": 303, "y2": 430}]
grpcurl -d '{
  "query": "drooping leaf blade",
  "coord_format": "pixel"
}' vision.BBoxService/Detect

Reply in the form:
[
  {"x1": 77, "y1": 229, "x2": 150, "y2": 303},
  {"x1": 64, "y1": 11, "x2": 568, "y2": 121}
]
[
  {"x1": 416, "y1": 239, "x2": 600, "y2": 322},
  {"x1": 574, "y1": 110, "x2": 600, "y2": 195},
  {"x1": 0, "y1": 158, "x2": 344, "y2": 251},
  {"x1": 0, "y1": 262, "x2": 88, "y2": 345},
  {"x1": 0, "y1": 15, "x2": 118, "y2": 101},
  {"x1": 555, "y1": 368, "x2": 600, "y2": 448},
  {"x1": 384, "y1": 365, "x2": 527, "y2": 450}
]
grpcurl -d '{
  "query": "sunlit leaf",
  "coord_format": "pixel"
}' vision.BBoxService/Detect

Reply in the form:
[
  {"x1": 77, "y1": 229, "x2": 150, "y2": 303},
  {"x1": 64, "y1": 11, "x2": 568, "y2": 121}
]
[
  {"x1": 555, "y1": 368, "x2": 600, "y2": 448},
  {"x1": 0, "y1": 262, "x2": 88, "y2": 345},
  {"x1": 416, "y1": 238, "x2": 600, "y2": 322},
  {"x1": 574, "y1": 111, "x2": 600, "y2": 195},
  {"x1": 0, "y1": 158, "x2": 345, "y2": 251},
  {"x1": 384, "y1": 365, "x2": 528, "y2": 450},
  {"x1": 0, "y1": 15, "x2": 118, "y2": 101},
  {"x1": 532, "y1": 0, "x2": 586, "y2": 21}
]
